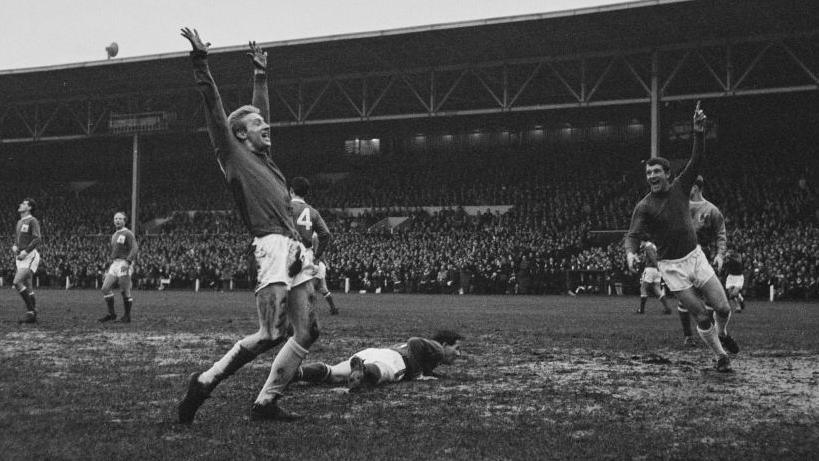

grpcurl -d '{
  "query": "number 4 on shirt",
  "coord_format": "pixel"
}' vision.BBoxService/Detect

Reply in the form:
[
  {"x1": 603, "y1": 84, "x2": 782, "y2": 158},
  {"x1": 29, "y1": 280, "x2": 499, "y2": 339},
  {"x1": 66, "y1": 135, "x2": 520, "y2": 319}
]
[{"x1": 296, "y1": 208, "x2": 312, "y2": 231}]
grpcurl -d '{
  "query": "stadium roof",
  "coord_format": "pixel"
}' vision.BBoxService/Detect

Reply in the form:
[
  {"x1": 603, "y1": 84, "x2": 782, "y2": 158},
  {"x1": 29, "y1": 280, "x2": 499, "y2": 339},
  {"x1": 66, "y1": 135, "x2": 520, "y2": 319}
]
[{"x1": 1, "y1": 0, "x2": 816, "y2": 103}]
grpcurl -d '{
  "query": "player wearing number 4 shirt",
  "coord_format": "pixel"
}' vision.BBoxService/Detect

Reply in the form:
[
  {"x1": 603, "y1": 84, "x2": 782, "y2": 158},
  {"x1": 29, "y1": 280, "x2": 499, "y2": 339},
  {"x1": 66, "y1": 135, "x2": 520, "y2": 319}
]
[
  {"x1": 289, "y1": 176, "x2": 337, "y2": 315},
  {"x1": 12, "y1": 198, "x2": 42, "y2": 324},
  {"x1": 98, "y1": 212, "x2": 138, "y2": 323}
]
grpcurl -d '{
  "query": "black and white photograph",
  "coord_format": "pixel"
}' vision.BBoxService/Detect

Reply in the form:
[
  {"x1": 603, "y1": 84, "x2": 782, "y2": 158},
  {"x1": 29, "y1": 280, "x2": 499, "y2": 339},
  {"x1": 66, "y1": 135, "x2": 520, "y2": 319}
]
[{"x1": 1, "y1": 0, "x2": 817, "y2": 459}]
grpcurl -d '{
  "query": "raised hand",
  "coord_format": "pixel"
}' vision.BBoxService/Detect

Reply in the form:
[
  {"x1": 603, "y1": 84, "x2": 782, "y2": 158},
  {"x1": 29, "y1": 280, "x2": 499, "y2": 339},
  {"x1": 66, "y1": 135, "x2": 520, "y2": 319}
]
[
  {"x1": 247, "y1": 41, "x2": 267, "y2": 70},
  {"x1": 180, "y1": 27, "x2": 211, "y2": 54},
  {"x1": 693, "y1": 100, "x2": 707, "y2": 133}
]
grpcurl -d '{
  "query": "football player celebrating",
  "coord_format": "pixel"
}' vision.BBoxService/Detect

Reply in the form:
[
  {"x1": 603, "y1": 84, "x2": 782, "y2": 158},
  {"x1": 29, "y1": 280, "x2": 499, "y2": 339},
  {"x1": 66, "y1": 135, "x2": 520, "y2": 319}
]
[
  {"x1": 177, "y1": 30, "x2": 311, "y2": 424},
  {"x1": 625, "y1": 102, "x2": 737, "y2": 372}
]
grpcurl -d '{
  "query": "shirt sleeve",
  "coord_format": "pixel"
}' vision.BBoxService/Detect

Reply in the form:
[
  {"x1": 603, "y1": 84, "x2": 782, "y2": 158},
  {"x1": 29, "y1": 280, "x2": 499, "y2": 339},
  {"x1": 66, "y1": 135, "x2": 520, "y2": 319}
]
[
  {"x1": 312, "y1": 210, "x2": 331, "y2": 259},
  {"x1": 191, "y1": 53, "x2": 237, "y2": 161},
  {"x1": 713, "y1": 208, "x2": 727, "y2": 257},
  {"x1": 25, "y1": 219, "x2": 42, "y2": 252},
  {"x1": 252, "y1": 70, "x2": 270, "y2": 124},
  {"x1": 676, "y1": 131, "x2": 705, "y2": 193},
  {"x1": 126, "y1": 231, "x2": 139, "y2": 262},
  {"x1": 624, "y1": 203, "x2": 648, "y2": 256}
]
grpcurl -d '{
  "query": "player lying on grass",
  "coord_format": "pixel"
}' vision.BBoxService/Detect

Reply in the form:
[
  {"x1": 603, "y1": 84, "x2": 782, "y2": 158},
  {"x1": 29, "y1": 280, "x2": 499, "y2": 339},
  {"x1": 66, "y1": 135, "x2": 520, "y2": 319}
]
[{"x1": 293, "y1": 330, "x2": 463, "y2": 391}]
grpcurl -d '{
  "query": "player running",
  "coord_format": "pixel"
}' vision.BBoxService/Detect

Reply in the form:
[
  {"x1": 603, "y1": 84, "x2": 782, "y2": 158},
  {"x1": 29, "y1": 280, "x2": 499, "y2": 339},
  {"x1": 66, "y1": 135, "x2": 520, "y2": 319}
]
[
  {"x1": 177, "y1": 30, "x2": 313, "y2": 424},
  {"x1": 636, "y1": 241, "x2": 673, "y2": 315},
  {"x1": 293, "y1": 331, "x2": 463, "y2": 391},
  {"x1": 625, "y1": 102, "x2": 737, "y2": 372},
  {"x1": 98, "y1": 212, "x2": 138, "y2": 323},
  {"x1": 12, "y1": 198, "x2": 41, "y2": 324}
]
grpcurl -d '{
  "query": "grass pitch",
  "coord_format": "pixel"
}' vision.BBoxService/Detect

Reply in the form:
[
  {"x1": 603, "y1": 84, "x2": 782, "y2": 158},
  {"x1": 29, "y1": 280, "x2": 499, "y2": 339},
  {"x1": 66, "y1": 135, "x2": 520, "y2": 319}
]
[{"x1": 0, "y1": 289, "x2": 817, "y2": 460}]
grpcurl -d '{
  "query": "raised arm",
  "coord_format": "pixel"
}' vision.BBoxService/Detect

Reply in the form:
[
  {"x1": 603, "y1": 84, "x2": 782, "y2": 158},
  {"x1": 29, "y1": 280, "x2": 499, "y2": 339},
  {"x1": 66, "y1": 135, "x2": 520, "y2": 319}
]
[
  {"x1": 248, "y1": 41, "x2": 270, "y2": 122},
  {"x1": 181, "y1": 28, "x2": 233, "y2": 156},
  {"x1": 677, "y1": 102, "x2": 707, "y2": 192}
]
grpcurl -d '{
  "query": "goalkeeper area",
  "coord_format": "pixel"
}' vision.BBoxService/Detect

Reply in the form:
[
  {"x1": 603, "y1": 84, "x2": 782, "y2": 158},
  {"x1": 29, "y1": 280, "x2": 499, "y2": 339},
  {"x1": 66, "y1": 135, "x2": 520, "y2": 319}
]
[{"x1": 0, "y1": 289, "x2": 816, "y2": 459}]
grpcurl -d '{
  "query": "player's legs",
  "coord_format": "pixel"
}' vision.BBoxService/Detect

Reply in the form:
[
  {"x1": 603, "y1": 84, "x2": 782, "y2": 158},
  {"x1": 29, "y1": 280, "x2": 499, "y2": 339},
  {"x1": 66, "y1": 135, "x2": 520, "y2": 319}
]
[
  {"x1": 699, "y1": 275, "x2": 738, "y2": 354},
  {"x1": 99, "y1": 273, "x2": 119, "y2": 322},
  {"x1": 13, "y1": 268, "x2": 36, "y2": 316},
  {"x1": 674, "y1": 287, "x2": 728, "y2": 364},
  {"x1": 117, "y1": 274, "x2": 133, "y2": 322},
  {"x1": 650, "y1": 283, "x2": 672, "y2": 314},
  {"x1": 201, "y1": 283, "x2": 289, "y2": 387},
  {"x1": 318, "y1": 277, "x2": 339, "y2": 315},
  {"x1": 255, "y1": 281, "x2": 318, "y2": 406},
  {"x1": 638, "y1": 281, "x2": 649, "y2": 314}
]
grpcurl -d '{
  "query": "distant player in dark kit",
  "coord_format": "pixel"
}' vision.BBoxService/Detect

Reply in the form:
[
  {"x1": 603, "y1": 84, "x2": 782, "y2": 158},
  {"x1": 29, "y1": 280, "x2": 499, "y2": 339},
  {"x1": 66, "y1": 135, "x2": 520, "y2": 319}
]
[
  {"x1": 177, "y1": 30, "x2": 313, "y2": 424},
  {"x1": 636, "y1": 241, "x2": 673, "y2": 315},
  {"x1": 294, "y1": 330, "x2": 463, "y2": 391},
  {"x1": 12, "y1": 198, "x2": 41, "y2": 324},
  {"x1": 287, "y1": 176, "x2": 337, "y2": 314},
  {"x1": 723, "y1": 250, "x2": 747, "y2": 312},
  {"x1": 625, "y1": 102, "x2": 737, "y2": 372},
  {"x1": 98, "y1": 212, "x2": 138, "y2": 323}
]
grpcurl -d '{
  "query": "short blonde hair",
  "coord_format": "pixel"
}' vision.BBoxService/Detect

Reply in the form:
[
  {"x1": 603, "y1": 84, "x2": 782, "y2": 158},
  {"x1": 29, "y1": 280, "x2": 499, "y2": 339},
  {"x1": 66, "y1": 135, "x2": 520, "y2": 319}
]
[{"x1": 227, "y1": 105, "x2": 260, "y2": 138}]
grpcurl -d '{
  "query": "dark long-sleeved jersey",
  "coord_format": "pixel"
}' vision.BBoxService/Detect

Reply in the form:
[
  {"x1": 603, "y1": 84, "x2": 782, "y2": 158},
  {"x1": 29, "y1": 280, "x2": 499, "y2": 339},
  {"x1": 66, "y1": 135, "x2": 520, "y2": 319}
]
[
  {"x1": 725, "y1": 255, "x2": 744, "y2": 276},
  {"x1": 16, "y1": 216, "x2": 41, "y2": 252},
  {"x1": 625, "y1": 132, "x2": 705, "y2": 260},
  {"x1": 191, "y1": 52, "x2": 297, "y2": 239},
  {"x1": 290, "y1": 198, "x2": 331, "y2": 259},
  {"x1": 390, "y1": 337, "x2": 448, "y2": 380},
  {"x1": 110, "y1": 228, "x2": 138, "y2": 262}
]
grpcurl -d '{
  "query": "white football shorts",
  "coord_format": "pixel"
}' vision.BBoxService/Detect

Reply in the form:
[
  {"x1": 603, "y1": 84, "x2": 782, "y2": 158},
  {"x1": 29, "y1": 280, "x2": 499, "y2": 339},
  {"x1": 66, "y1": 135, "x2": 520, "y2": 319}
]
[
  {"x1": 657, "y1": 245, "x2": 716, "y2": 292},
  {"x1": 107, "y1": 259, "x2": 133, "y2": 277},
  {"x1": 253, "y1": 233, "x2": 302, "y2": 292},
  {"x1": 15, "y1": 249, "x2": 40, "y2": 274}
]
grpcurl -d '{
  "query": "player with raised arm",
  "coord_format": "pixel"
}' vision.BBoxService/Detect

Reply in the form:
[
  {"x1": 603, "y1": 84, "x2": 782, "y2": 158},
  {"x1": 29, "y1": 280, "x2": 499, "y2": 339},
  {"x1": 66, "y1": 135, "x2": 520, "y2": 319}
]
[
  {"x1": 636, "y1": 241, "x2": 673, "y2": 315},
  {"x1": 98, "y1": 212, "x2": 138, "y2": 323},
  {"x1": 293, "y1": 331, "x2": 463, "y2": 391},
  {"x1": 177, "y1": 30, "x2": 315, "y2": 424},
  {"x1": 12, "y1": 198, "x2": 41, "y2": 324},
  {"x1": 625, "y1": 102, "x2": 737, "y2": 372}
]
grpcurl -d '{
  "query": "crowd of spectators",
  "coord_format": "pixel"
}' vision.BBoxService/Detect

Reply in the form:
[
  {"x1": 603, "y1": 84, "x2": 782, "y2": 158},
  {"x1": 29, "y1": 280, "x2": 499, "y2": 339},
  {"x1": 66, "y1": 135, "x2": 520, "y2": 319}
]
[{"x1": 0, "y1": 145, "x2": 816, "y2": 299}]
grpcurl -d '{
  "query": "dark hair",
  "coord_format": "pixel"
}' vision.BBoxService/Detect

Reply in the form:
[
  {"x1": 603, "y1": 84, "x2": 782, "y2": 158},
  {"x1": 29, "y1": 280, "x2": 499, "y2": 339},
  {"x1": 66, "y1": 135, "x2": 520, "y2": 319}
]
[
  {"x1": 23, "y1": 197, "x2": 36, "y2": 212},
  {"x1": 694, "y1": 175, "x2": 705, "y2": 189},
  {"x1": 645, "y1": 157, "x2": 671, "y2": 174},
  {"x1": 290, "y1": 176, "x2": 310, "y2": 197},
  {"x1": 432, "y1": 330, "x2": 463, "y2": 346}
]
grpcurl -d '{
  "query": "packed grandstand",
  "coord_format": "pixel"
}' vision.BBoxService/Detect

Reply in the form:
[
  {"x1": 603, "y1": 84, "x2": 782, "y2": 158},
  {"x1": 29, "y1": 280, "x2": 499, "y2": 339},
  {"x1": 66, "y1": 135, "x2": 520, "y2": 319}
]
[{"x1": 0, "y1": 0, "x2": 816, "y2": 300}]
